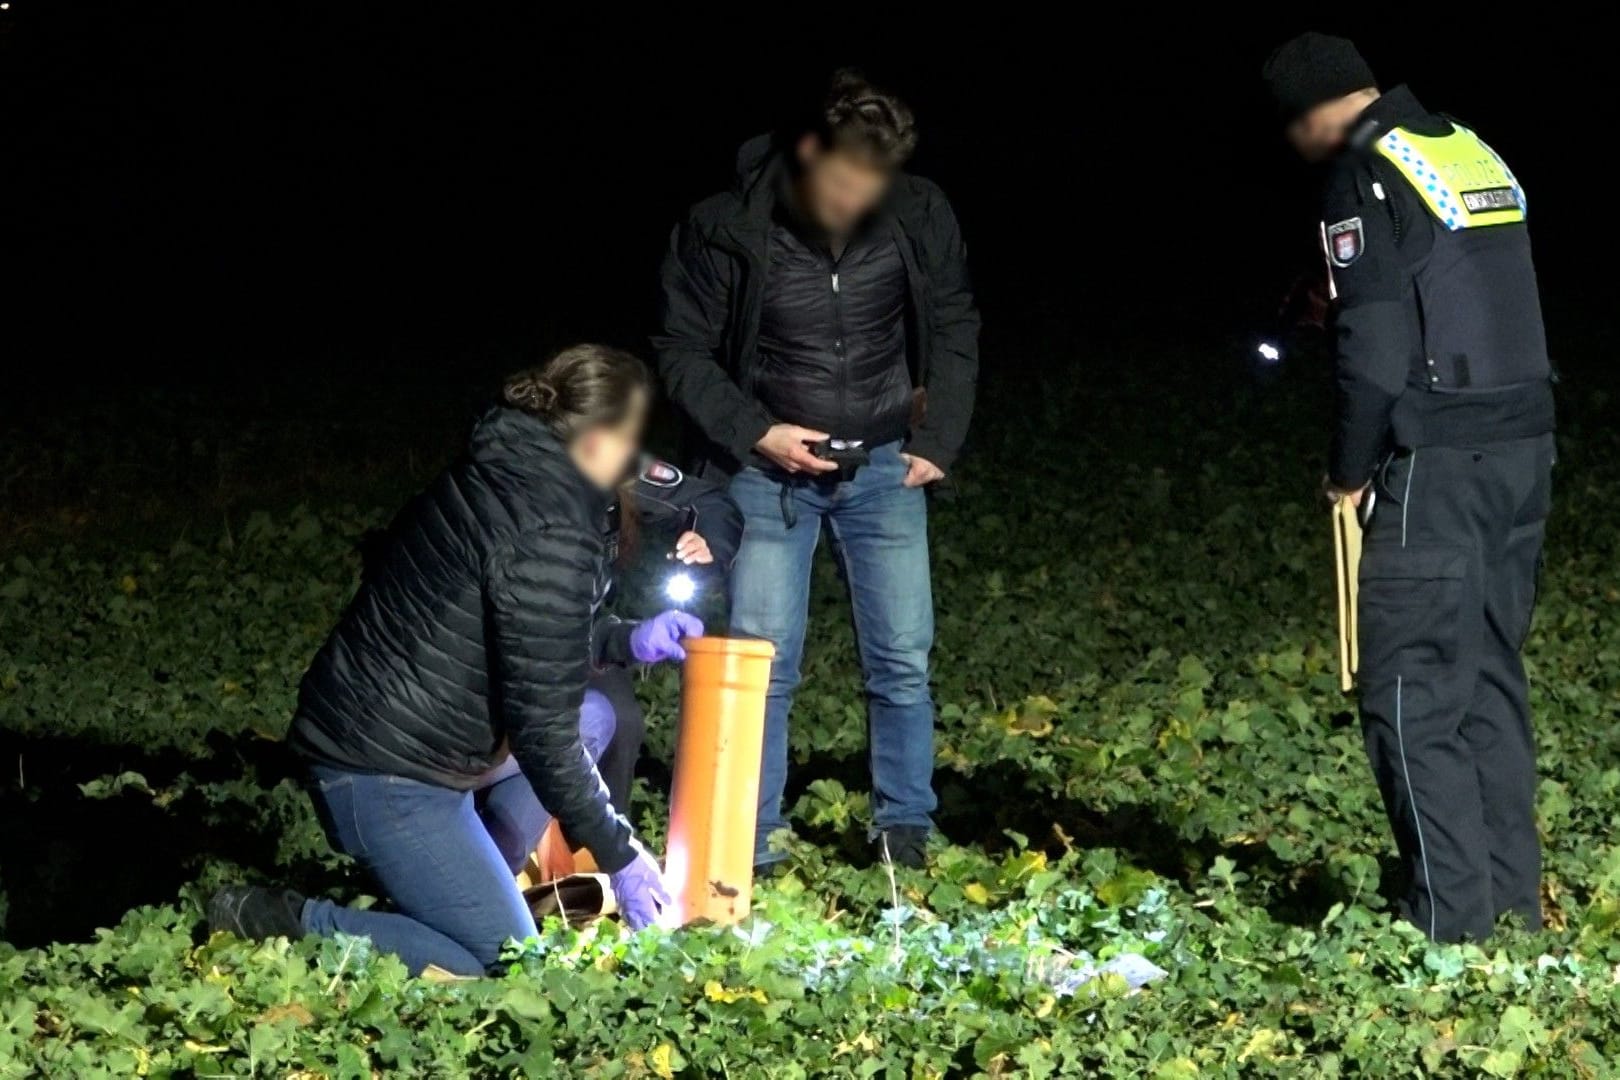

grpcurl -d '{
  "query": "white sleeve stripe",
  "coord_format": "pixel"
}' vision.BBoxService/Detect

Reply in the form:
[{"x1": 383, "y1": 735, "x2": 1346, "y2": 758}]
[{"x1": 1319, "y1": 221, "x2": 1338, "y2": 301}]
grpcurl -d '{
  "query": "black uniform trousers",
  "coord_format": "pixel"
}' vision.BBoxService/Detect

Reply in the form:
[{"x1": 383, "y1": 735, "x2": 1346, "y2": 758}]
[
  {"x1": 590, "y1": 665, "x2": 646, "y2": 816},
  {"x1": 1357, "y1": 433, "x2": 1553, "y2": 942}
]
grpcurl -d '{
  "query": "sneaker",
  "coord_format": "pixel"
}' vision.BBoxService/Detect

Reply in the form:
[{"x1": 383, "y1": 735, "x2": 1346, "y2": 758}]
[
  {"x1": 207, "y1": 886, "x2": 308, "y2": 942},
  {"x1": 874, "y1": 826, "x2": 930, "y2": 869}
]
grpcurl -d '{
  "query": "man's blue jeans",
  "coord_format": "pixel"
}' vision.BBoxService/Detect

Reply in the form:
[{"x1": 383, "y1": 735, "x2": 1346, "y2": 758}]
[
  {"x1": 728, "y1": 441, "x2": 937, "y2": 864},
  {"x1": 299, "y1": 690, "x2": 616, "y2": 976}
]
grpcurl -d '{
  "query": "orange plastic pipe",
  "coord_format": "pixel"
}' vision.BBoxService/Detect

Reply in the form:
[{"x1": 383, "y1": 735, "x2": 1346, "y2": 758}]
[{"x1": 664, "y1": 635, "x2": 776, "y2": 925}]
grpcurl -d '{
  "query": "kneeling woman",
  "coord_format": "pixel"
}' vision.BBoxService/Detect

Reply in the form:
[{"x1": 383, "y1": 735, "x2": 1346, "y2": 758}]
[{"x1": 208, "y1": 345, "x2": 700, "y2": 976}]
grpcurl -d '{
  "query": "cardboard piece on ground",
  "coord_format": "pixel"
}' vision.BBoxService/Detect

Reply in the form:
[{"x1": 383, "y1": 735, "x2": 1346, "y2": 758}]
[
  {"x1": 523, "y1": 872, "x2": 616, "y2": 927},
  {"x1": 1029, "y1": 951, "x2": 1169, "y2": 996},
  {"x1": 513, "y1": 819, "x2": 614, "y2": 927}
]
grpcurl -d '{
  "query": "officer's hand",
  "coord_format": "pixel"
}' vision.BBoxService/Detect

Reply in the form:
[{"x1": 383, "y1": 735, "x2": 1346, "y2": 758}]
[
  {"x1": 757, "y1": 424, "x2": 839, "y2": 475},
  {"x1": 1323, "y1": 476, "x2": 1368, "y2": 508},
  {"x1": 673, "y1": 530, "x2": 713, "y2": 565},
  {"x1": 901, "y1": 454, "x2": 945, "y2": 488}
]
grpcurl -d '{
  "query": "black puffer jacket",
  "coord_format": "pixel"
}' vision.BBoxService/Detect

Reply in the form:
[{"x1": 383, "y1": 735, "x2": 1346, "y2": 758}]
[
  {"x1": 754, "y1": 218, "x2": 913, "y2": 444},
  {"x1": 655, "y1": 135, "x2": 979, "y2": 474},
  {"x1": 288, "y1": 406, "x2": 638, "y2": 873}
]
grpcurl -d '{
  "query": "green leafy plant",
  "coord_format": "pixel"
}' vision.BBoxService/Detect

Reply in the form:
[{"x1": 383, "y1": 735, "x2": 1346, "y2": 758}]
[{"x1": 6, "y1": 357, "x2": 1620, "y2": 1076}]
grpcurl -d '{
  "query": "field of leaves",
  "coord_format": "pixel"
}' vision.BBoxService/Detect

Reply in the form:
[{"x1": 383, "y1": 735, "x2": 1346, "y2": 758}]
[{"x1": 5, "y1": 332, "x2": 1620, "y2": 1077}]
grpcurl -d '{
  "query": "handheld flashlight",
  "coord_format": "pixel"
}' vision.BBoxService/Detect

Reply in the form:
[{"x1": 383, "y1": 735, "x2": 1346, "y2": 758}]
[
  {"x1": 1256, "y1": 341, "x2": 1283, "y2": 363},
  {"x1": 666, "y1": 508, "x2": 701, "y2": 565}
]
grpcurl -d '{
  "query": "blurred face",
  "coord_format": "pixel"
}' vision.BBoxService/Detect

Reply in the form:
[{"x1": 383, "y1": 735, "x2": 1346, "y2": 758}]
[
  {"x1": 795, "y1": 135, "x2": 894, "y2": 236},
  {"x1": 1285, "y1": 90, "x2": 1378, "y2": 163},
  {"x1": 569, "y1": 390, "x2": 648, "y2": 490}
]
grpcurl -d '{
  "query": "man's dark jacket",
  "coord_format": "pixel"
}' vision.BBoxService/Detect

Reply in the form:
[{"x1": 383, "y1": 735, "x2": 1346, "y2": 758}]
[
  {"x1": 288, "y1": 406, "x2": 638, "y2": 873},
  {"x1": 654, "y1": 135, "x2": 980, "y2": 473}
]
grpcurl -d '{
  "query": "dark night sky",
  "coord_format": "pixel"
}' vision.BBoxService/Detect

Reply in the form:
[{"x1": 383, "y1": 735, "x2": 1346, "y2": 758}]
[{"x1": 0, "y1": 8, "x2": 1606, "y2": 394}]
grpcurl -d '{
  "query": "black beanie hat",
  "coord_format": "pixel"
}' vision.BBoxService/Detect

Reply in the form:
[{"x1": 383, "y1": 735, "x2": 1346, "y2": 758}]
[{"x1": 1262, "y1": 32, "x2": 1377, "y2": 121}]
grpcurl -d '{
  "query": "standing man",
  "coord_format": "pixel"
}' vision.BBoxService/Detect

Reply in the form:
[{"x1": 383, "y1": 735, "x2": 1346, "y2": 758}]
[
  {"x1": 1264, "y1": 34, "x2": 1556, "y2": 941},
  {"x1": 654, "y1": 70, "x2": 979, "y2": 870}
]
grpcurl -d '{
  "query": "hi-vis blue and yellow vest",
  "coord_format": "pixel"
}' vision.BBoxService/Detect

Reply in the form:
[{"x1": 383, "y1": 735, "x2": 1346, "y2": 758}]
[
  {"x1": 1366, "y1": 122, "x2": 1549, "y2": 396},
  {"x1": 1372, "y1": 123, "x2": 1526, "y2": 231}
]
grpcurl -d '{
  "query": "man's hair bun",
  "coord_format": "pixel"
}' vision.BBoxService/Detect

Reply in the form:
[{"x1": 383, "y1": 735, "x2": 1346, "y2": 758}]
[{"x1": 816, "y1": 68, "x2": 917, "y2": 168}]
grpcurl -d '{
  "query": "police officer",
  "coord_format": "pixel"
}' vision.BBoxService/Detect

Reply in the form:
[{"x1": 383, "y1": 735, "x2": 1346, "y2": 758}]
[
  {"x1": 590, "y1": 455, "x2": 744, "y2": 814},
  {"x1": 1264, "y1": 34, "x2": 1556, "y2": 942}
]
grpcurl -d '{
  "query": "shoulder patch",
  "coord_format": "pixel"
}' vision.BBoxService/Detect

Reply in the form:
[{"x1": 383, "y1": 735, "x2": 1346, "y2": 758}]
[
  {"x1": 1326, "y1": 217, "x2": 1364, "y2": 267},
  {"x1": 639, "y1": 459, "x2": 683, "y2": 488}
]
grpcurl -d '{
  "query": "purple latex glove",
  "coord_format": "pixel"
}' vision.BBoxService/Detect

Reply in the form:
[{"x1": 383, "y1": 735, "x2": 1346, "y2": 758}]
[
  {"x1": 609, "y1": 842, "x2": 672, "y2": 931},
  {"x1": 629, "y1": 610, "x2": 705, "y2": 664}
]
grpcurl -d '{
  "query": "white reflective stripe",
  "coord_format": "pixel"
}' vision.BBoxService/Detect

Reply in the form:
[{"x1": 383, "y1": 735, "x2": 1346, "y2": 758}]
[
  {"x1": 1400, "y1": 451, "x2": 1417, "y2": 548},
  {"x1": 1319, "y1": 221, "x2": 1338, "y2": 300},
  {"x1": 1395, "y1": 674, "x2": 1437, "y2": 940},
  {"x1": 1393, "y1": 455, "x2": 1434, "y2": 936},
  {"x1": 1473, "y1": 128, "x2": 1528, "y2": 208}
]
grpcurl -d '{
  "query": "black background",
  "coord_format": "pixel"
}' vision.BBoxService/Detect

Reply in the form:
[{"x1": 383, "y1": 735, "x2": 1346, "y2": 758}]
[
  {"x1": 0, "y1": 7, "x2": 1605, "y2": 395},
  {"x1": 3, "y1": 5, "x2": 1612, "y2": 950}
]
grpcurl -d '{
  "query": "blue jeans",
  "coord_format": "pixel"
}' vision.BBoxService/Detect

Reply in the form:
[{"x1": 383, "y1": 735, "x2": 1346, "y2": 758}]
[
  {"x1": 728, "y1": 441, "x2": 937, "y2": 864},
  {"x1": 300, "y1": 690, "x2": 617, "y2": 976}
]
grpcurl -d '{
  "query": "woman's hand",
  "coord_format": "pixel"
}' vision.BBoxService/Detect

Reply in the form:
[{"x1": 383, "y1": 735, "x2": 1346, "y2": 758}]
[
  {"x1": 673, "y1": 530, "x2": 713, "y2": 565},
  {"x1": 630, "y1": 610, "x2": 705, "y2": 663},
  {"x1": 608, "y1": 841, "x2": 673, "y2": 931}
]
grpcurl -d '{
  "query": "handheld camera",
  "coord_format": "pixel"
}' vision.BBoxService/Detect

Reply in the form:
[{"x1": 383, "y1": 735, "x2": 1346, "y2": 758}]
[{"x1": 809, "y1": 437, "x2": 870, "y2": 480}]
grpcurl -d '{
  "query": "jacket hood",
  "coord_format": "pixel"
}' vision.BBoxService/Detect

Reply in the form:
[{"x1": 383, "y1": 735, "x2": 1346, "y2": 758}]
[
  {"x1": 469, "y1": 404, "x2": 560, "y2": 462},
  {"x1": 733, "y1": 133, "x2": 786, "y2": 209}
]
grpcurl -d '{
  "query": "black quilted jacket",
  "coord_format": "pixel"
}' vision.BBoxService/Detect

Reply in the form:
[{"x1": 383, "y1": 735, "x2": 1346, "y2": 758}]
[{"x1": 288, "y1": 406, "x2": 638, "y2": 872}]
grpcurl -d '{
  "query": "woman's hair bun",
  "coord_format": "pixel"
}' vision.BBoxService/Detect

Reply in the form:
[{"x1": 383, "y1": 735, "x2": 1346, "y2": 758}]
[
  {"x1": 500, "y1": 345, "x2": 652, "y2": 438},
  {"x1": 504, "y1": 375, "x2": 559, "y2": 414}
]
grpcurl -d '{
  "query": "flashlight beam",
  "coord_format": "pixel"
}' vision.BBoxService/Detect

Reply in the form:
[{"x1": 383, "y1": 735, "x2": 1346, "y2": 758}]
[{"x1": 665, "y1": 572, "x2": 697, "y2": 604}]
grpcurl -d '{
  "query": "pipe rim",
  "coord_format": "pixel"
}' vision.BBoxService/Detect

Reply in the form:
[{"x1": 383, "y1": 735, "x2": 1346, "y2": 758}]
[{"x1": 681, "y1": 635, "x2": 777, "y2": 658}]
